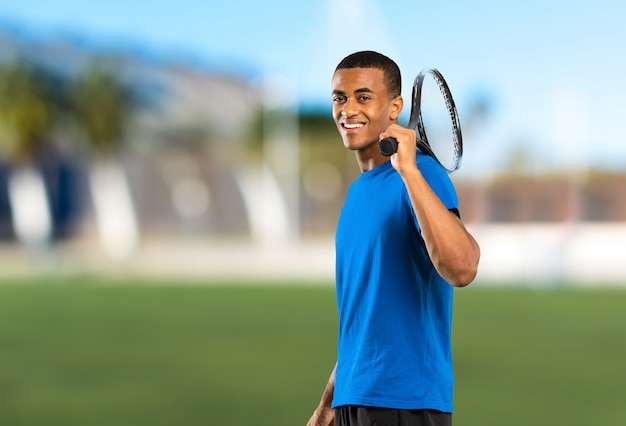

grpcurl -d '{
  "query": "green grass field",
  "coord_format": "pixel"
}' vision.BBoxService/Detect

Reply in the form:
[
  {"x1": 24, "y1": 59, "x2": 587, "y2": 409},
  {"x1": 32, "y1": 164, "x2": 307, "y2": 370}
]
[{"x1": 0, "y1": 278, "x2": 624, "y2": 425}]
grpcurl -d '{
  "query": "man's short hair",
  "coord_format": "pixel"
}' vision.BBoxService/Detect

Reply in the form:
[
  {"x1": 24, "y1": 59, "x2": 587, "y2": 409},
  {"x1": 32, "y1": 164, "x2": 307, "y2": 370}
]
[{"x1": 335, "y1": 50, "x2": 402, "y2": 99}]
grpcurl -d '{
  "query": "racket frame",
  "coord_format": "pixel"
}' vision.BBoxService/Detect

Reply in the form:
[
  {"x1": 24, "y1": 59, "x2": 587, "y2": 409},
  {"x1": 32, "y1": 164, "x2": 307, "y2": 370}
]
[
  {"x1": 410, "y1": 68, "x2": 463, "y2": 173},
  {"x1": 378, "y1": 68, "x2": 463, "y2": 173}
]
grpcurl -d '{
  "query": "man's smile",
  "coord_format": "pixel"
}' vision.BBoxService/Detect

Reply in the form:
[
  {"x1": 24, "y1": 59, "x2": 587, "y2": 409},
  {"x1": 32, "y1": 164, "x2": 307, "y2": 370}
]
[{"x1": 343, "y1": 122, "x2": 364, "y2": 129}]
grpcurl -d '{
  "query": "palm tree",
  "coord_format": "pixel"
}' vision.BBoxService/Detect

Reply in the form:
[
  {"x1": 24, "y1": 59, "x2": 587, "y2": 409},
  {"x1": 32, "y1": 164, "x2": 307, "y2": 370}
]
[
  {"x1": 71, "y1": 64, "x2": 130, "y2": 155},
  {"x1": 69, "y1": 63, "x2": 138, "y2": 260},
  {"x1": 0, "y1": 60, "x2": 59, "y2": 251}
]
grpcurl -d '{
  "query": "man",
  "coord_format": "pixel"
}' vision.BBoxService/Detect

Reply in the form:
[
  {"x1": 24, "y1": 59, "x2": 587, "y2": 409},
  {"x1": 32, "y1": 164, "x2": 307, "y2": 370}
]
[{"x1": 306, "y1": 51, "x2": 480, "y2": 426}]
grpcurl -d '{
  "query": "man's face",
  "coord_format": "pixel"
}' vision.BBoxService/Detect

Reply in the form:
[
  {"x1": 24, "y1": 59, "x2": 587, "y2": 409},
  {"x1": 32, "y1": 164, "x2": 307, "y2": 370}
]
[{"x1": 331, "y1": 67, "x2": 398, "y2": 152}]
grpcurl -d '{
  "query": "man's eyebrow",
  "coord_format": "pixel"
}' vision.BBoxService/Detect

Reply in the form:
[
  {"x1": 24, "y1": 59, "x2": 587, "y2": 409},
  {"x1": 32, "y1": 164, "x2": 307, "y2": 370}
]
[{"x1": 332, "y1": 87, "x2": 374, "y2": 95}]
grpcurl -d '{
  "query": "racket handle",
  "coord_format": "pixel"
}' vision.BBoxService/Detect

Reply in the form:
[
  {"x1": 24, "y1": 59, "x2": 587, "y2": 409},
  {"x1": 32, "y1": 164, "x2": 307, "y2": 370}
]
[{"x1": 378, "y1": 137, "x2": 398, "y2": 156}]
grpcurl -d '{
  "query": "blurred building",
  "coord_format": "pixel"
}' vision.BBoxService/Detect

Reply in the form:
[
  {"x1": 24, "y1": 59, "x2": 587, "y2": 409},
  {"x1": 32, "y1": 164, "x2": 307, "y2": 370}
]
[
  {"x1": 0, "y1": 25, "x2": 625, "y2": 284},
  {"x1": 0, "y1": 25, "x2": 259, "y2": 244},
  {"x1": 457, "y1": 173, "x2": 626, "y2": 224}
]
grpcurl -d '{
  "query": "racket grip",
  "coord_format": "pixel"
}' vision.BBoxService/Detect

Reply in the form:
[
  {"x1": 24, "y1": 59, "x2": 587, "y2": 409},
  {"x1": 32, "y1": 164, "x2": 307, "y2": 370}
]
[{"x1": 378, "y1": 137, "x2": 398, "y2": 156}]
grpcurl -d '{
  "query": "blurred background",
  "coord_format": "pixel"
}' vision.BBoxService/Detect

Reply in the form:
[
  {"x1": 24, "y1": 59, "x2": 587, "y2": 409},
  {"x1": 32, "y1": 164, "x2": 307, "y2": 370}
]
[
  {"x1": 1, "y1": 2, "x2": 625, "y2": 425},
  {"x1": 0, "y1": 0, "x2": 624, "y2": 284}
]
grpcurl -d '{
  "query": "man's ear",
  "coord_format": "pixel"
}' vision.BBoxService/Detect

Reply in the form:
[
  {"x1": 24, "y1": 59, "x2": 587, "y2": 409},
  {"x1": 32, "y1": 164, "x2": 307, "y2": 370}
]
[{"x1": 389, "y1": 96, "x2": 403, "y2": 120}]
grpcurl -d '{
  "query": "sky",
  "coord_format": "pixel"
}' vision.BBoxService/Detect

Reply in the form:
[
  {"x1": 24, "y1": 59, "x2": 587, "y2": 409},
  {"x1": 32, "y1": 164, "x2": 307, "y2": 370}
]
[{"x1": 1, "y1": 0, "x2": 625, "y2": 177}]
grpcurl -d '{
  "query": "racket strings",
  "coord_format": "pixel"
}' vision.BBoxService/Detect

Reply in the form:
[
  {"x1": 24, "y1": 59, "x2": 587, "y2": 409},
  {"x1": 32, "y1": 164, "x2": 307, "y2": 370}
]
[
  {"x1": 441, "y1": 86, "x2": 462, "y2": 166},
  {"x1": 420, "y1": 70, "x2": 462, "y2": 172},
  {"x1": 380, "y1": 68, "x2": 463, "y2": 172}
]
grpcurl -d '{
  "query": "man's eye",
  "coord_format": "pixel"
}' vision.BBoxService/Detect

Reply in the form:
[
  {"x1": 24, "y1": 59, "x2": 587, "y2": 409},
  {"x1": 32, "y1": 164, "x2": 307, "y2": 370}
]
[
  {"x1": 359, "y1": 95, "x2": 371, "y2": 101},
  {"x1": 333, "y1": 96, "x2": 346, "y2": 103}
]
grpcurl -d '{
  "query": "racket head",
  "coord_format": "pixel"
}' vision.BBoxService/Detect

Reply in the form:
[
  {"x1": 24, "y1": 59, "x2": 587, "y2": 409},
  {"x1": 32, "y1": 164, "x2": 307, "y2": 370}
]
[{"x1": 408, "y1": 69, "x2": 463, "y2": 173}]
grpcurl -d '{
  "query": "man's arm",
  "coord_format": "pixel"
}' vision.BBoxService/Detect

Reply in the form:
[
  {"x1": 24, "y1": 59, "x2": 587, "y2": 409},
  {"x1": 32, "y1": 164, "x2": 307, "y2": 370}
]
[
  {"x1": 401, "y1": 167, "x2": 479, "y2": 286},
  {"x1": 306, "y1": 363, "x2": 336, "y2": 426},
  {"x1": 382, "y1": 125, "x2": 480, "y2": 287}
]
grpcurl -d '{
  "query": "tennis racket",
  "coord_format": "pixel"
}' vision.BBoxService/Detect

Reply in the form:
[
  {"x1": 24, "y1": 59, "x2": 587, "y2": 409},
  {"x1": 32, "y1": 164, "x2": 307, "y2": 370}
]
[{"x1": 378, "y1": 68, "x2": 463, "y2": 173}]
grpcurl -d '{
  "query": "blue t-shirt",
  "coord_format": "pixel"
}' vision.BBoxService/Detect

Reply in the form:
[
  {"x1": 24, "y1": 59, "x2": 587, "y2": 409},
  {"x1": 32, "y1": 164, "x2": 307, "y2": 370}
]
[{"x1": 333, "y1": 154, "x2": 458, "y2": 413}]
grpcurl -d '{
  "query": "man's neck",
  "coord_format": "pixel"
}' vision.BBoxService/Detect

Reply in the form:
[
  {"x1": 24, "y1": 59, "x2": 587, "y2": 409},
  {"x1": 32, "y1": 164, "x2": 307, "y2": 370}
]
[{"x1": 355, "y1": 143, "x2": 388, "y2": 172}]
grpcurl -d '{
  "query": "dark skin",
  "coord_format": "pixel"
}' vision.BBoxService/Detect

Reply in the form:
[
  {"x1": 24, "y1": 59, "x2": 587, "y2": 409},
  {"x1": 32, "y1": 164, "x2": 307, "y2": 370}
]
[{"x1": 306, "y1": 67, "x2": 480, "y2": 426}]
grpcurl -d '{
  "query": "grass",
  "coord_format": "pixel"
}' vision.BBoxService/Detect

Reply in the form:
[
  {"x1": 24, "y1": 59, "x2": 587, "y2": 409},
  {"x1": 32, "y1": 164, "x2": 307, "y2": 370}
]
[
  {"x1": 453, "y1": 287, "x2": 626, "y2": 425},
  {"x1": 0, "y1": 278, "x2": 624, "y2": 425}
]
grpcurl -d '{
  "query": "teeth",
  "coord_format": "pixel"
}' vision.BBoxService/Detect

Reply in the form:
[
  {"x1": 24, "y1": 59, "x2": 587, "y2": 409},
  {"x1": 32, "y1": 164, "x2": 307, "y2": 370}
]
[{"x1": 344, "y1": 123, "x2": 364, "y2": 129}]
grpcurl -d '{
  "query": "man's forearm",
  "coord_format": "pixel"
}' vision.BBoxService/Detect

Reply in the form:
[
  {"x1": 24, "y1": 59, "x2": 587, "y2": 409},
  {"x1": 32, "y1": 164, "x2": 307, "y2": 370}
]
[
  {"x1": 307, "y1": 364, "x2": 337, "y2": 426},
  {"x1": 401, "y1": 167, "x2": 480, "y2": 287},
  {"x1": 318, "y1": 363, "x2": 336, "y2": 407}
]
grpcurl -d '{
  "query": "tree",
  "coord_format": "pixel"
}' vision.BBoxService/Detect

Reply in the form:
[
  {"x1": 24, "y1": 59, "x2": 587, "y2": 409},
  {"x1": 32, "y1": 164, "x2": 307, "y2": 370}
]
[
  {"x1": 71, "y1": 64, "x2": 131, "y2": 155},
  {"x1": 0, "y1": 60, "x2": 65, "y2": 161},
  {"x1": 0, "y1": 60, "x2": 60, "y2": 250},
  {"x1": 69, "y1": 63, "x2": 138, "y2": 259}
]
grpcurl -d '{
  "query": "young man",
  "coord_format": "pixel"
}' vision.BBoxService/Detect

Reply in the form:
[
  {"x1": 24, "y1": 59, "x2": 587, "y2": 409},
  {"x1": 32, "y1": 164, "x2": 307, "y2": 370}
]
[{"x1": 306, "y1": 51, "x2": 480, "y2": 426}]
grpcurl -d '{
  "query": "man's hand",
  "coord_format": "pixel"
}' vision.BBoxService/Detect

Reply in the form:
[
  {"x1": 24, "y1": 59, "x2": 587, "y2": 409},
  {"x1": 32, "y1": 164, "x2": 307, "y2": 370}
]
[
  {"x1": 307, "y1": 364, "x2": 336, "y2": 425},
  {"x1": 306, "y1": 406, "x2": 335, "y2": 426},
  {"x1": 380, "y1": 124, "x2": 418, "y2": 176}
]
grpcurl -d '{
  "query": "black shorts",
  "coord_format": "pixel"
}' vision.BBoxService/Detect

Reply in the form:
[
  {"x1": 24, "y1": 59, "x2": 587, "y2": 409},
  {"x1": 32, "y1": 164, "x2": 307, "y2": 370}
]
[{"x1": 335, "y1": 405, "x2": 452, "y2": 426}]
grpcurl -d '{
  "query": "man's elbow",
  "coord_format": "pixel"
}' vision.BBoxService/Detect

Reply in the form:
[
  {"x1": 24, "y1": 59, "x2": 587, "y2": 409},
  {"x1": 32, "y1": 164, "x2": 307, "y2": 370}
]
[
  {"x1": 439, "y1": 257, "x2": 479, "y2": 288},
  {"x1": 450, "y1": 263, "x2": 478, "y2": 287},
  {"x1": 452, "y1": 242, "x2": 480, "y2": 287}
]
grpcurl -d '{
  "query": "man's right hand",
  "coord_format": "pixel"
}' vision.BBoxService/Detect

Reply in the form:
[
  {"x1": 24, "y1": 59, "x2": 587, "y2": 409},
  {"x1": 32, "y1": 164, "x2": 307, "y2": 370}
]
[{"x1": 306, "y1": 406, "x2": 335, "y2": 426}]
